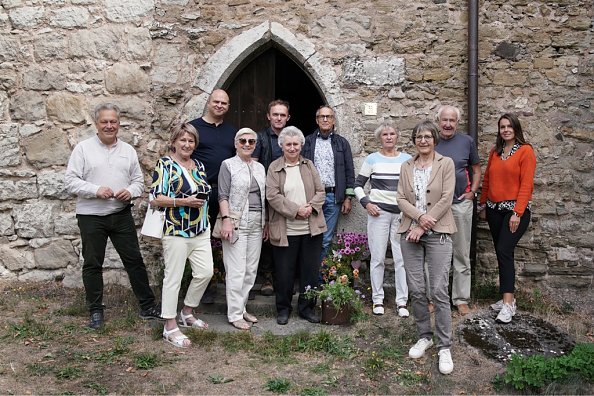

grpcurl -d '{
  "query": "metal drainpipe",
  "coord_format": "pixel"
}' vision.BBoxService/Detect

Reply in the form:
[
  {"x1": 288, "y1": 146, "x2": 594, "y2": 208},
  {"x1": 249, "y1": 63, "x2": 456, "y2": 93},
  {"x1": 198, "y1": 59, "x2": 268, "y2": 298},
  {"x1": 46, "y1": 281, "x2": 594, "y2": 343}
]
[{"x1": 468, "y1": 0, "x2": 479, "y2": 283}]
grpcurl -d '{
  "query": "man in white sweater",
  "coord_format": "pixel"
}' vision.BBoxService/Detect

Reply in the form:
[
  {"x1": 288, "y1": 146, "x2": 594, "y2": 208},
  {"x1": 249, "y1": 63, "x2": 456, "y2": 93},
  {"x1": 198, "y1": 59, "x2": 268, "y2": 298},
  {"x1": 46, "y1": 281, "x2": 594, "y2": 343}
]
[{"x1": 65, "y1": 103, "x2": 161, "y2": 329}]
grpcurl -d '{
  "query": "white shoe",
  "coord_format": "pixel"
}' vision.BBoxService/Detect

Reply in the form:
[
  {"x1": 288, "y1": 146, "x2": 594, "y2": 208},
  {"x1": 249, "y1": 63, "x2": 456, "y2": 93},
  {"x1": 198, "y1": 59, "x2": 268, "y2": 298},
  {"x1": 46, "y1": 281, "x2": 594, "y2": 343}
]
[
  {"x1": 491, "y1": 298, "x2": 515, "y2": 312},
  {"x1": 409, "y1": 338, "x2": 433, "y2": 359},
  {"x1": 438, "y1": 349, "x2": 454, "y2": 374},
  {"x1": 372, "y1": 303, "x2": 384, "y2": 315},
  {"x1": 397, "y1": 306, "x2": 410, "y2": 317},
  {"x1": 495, "y1": 302, "x2": 516, "y2": 323}
]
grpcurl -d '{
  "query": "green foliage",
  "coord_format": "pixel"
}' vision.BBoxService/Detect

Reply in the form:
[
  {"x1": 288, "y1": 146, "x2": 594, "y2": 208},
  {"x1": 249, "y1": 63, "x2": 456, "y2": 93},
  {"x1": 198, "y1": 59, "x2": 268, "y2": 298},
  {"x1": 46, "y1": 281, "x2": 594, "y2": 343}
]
[
  {"x1": 56, "y1": 366, "x2": 83, "y2": 380},
  {"x1": 9, "y1": 316, "x2": 52, "y2": 340},
  {"x1": 208, "y1": 374, "x2": 234, "y2": 384},
  {"x1": 502, "y1": 343, "x2": 594, "y2": 391},
  {"x1": 83, "y1": 381, "x2": 108, "y2": 395},
  {"x1": 264, "y1": 377, "x2": 292, "y2": 393},
  {"x1": 299, "y1": 387, "x2": 328, "y2": 396},
  {"x1": 363, "y1": 351, "x2": 385, "y2": 378},
  {"x1": 305, "y1": 281, "x2": 364, "y2": 322},
  {"x1": 219, "y1": 331, "x2": 254, "y2": 352},
  {"x1": 471, "y1": 279, "x2": 499, "y2": 301},
  {"x1": 256, "y1": 330, "x2": 356, "y2": 360},
  {"x1": 134, "y1": 352, "x2": 160, "y2": 370}
]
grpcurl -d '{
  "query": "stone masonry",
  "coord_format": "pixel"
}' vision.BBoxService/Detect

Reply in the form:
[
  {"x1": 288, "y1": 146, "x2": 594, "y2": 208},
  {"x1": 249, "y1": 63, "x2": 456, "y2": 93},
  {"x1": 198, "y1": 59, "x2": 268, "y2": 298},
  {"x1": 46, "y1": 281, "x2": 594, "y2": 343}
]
[{"x1": 0, "y1": 0, "x2": 592, "y2": 293}]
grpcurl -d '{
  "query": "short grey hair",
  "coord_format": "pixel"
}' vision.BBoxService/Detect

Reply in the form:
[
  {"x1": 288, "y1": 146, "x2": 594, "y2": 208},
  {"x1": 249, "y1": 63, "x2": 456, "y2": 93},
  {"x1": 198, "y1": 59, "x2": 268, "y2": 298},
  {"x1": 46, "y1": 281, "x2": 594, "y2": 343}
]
[
  {"x1": 278, "y1": 126, "x2": 305, "y2": 147},
  {"x1": 235, "y1": 127, "x2": 257, "y2": 141},
  {"x1": 93, "y1": 103, "x2": 121, "y2": 123},
  {"x1": 436, "y1": 105, "x2": 461, "y2": 122},
  {"x1": 373, "y1": 123, "x2": 399, "y2": 141}
]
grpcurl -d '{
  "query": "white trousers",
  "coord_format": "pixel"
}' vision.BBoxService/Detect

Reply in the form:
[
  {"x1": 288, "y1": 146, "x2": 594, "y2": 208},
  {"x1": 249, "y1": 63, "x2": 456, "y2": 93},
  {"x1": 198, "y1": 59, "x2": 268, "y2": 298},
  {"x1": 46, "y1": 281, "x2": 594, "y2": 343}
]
[
  {"x1": 161, "y1": 230, "x2": 214, "y2": 319},
  {"x1": 368, "y1": 211, "x2": 408, "y2": 306},
  {"x1": 222, "y1": 211, "x2": 263, "y2": 322}
]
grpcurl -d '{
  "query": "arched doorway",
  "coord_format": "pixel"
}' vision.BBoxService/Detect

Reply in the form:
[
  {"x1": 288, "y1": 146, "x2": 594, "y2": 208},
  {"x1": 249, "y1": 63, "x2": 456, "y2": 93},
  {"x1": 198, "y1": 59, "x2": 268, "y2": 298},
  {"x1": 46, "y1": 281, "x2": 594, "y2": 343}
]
[{"x1": 224, "y1": 47, "x2": 324, "y2": 136}]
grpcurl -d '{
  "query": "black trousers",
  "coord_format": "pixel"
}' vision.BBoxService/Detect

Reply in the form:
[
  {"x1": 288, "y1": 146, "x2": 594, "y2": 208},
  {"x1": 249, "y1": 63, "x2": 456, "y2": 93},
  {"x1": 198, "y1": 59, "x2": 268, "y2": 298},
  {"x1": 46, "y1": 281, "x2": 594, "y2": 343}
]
[
  {"x1": 486, "y1": 208, "x2": 531, "y2": 294},
  {"x1": 272, "y1": 234, "x2": 322, "y2": 316},
  {"x1": 77, "y1": 206, "x2": 156, "y2": 312}
]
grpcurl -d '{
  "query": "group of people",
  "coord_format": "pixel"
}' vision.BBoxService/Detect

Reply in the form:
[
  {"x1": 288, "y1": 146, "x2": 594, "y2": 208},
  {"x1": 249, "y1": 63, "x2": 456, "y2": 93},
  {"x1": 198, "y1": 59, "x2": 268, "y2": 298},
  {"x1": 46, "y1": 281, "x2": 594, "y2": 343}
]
[{"x1": 65, "y1": 93, "x2": 536, "y2": 374}]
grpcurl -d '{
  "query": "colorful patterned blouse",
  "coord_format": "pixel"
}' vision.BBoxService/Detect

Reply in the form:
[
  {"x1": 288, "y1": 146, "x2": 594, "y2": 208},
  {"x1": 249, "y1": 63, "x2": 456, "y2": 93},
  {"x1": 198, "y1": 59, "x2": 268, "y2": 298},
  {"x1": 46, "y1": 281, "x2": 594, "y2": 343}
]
[{"x1": 150, "y1": 156, "x2": 211, "y2": 237}]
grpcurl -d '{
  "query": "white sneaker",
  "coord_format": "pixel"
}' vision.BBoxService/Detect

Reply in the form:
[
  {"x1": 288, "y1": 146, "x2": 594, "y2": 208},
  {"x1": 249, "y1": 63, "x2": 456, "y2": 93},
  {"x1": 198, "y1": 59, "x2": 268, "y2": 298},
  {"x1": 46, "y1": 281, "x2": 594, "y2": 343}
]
[
  {"x1": 496, "y1": 302, "x2": 516, "y2": 323},
  {"x1": 409, "y1": 338, "x2": 433, "y2": 359},
  {"x1": 438, "y1": 349, "x2": 454, "y2": 374},
  {"x1": 372, "y1": 304, "x2": 384, "y2": 315},
  {"x1": 397, "y1": 306, "x2": 410, "y2": 318},
  {"x1": 491, "y1": 298, "x2": 516, "y2": 312}
]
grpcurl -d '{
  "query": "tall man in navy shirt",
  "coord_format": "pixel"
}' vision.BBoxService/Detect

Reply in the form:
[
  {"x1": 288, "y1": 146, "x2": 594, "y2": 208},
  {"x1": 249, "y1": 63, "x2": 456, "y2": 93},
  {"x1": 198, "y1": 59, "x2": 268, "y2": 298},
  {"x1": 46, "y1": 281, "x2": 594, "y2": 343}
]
[
  {"x1": 190, "y1": 89, "x2": 237, "y2": 303},
  {"x1": 434, "y1": 105, "x2": 481, "y2": 315}
]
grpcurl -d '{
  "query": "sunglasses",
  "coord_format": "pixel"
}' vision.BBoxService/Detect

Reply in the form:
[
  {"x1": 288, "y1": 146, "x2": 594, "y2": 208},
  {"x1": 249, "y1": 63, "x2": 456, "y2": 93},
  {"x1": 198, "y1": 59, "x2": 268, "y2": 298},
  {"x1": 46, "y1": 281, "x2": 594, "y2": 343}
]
[{"x1": 238, "y1": 138, "x2": 256, "y2": 145}]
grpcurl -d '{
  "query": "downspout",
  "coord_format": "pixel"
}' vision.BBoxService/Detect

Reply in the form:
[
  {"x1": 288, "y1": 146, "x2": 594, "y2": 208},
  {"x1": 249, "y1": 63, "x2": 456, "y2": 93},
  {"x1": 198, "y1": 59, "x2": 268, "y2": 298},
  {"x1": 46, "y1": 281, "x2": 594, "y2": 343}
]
[{"x1": 468, "y1": 0, "x2": 479, "y2": 278}]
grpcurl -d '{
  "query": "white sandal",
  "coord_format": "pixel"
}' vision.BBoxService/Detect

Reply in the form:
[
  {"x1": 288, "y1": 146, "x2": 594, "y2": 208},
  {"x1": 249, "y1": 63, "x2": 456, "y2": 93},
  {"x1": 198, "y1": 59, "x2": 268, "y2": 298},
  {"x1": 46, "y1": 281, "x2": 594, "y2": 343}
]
[
  {"x1": 163, "y1": 326, "x2": 190, "y2": 348},
  {"x1": 178, "y1": 310, "x2": 208, "y2": 329}
]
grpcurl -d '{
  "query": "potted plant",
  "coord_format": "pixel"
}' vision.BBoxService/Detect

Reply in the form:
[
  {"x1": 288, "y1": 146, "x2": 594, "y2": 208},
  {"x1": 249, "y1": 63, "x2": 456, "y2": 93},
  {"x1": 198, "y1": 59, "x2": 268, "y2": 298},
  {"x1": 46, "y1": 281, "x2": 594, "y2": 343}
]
[
  {"x1": 321, "y1": 232, "x2": 369, "y2": 287},
  {"x1": 306, "y1": 275, "x2": 365, "y2": 325}
]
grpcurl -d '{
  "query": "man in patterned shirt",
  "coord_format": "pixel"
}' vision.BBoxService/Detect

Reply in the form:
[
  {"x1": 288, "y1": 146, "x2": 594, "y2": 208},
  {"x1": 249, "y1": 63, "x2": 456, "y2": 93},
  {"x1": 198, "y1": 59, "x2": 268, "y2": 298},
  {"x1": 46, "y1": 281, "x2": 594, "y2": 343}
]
[{"x1": 303, "y1": 105, "x2": 356, "y2": 260}]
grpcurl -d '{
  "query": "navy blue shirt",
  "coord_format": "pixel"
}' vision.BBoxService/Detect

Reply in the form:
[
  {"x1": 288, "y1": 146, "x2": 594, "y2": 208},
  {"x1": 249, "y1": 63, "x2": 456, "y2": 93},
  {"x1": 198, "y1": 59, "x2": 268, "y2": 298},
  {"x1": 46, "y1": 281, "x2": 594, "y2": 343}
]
[{"x1": 190, "y1": 117, "x2": 236, "y2": 184}]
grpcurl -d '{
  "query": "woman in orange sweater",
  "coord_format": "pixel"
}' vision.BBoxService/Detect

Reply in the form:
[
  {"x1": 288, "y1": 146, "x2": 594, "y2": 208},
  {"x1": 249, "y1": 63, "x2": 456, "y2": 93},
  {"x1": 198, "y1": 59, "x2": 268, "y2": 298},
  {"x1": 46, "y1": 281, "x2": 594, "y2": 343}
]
[{"x1": 478, "y1": 113, "x2": 536, "y2": 324}]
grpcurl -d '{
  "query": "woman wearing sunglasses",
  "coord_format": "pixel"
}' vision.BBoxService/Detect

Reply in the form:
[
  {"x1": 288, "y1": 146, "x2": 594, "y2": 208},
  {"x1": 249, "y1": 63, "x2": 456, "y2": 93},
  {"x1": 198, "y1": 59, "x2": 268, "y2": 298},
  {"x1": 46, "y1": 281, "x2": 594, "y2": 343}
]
[{"x1": 218, "y1": 128, "x2": 267, "y2": 330}]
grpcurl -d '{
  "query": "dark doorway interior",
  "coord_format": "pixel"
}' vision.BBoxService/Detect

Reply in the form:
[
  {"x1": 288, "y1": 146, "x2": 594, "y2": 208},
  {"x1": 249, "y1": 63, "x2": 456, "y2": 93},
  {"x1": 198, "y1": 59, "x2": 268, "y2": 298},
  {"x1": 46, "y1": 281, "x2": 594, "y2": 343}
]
[{"x1": 225, "y1": 47, "x2": 324, "y2": 136}]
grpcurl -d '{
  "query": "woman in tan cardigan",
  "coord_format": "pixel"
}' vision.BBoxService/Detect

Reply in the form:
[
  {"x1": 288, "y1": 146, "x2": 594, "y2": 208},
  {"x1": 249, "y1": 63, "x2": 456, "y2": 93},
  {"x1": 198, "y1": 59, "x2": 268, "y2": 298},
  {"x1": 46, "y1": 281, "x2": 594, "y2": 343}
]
[
  {"x1": 266, "y1": 126, "x2": 327, "y2": 326},
  {"x1": 396, "y1": 120, "x2": 457, "y2": 375}
]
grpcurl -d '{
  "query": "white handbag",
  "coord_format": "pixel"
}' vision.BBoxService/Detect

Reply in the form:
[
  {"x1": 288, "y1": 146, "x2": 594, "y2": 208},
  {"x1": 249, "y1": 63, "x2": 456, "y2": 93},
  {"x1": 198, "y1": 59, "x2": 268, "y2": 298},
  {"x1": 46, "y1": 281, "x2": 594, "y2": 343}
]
[{"x1": 140, "y1": 204, "x2": 165, "y2": 239}]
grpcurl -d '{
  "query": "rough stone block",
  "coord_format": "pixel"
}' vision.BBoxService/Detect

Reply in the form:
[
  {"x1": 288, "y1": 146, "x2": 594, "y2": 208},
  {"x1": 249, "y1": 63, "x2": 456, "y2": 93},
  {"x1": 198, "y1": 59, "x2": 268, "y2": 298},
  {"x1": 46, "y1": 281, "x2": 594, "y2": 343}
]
[
  {"x1": 14, "y1": 202, "x2": 56, "y2": 238},
  {"x1": 22, "y1": 127, "x2": 71, "y2": 169},
  {"x1": 343, "y1": 57, "x2": 405, "y2": 86},
  {"x1": 127, "y1": 28, "x2": 152, "y2": 60},
  {"x1": 54, "y1": 212, "x2": 78, "y2": 235},
  {"x1": 105, "y1": 63, "x2": 150, "y2": 94},
  {"x1": 0, "y1": 124, "x2": 21, "y2": 167},
  {"x1": 0, "y1": 70, "x2": 18, "y2": 91},
  {"x1": 8, "y1": 6, "x2": 44, "y2": 29},
  {"x1": 34, "y1": 239, "x2": 77, "y2": 269},
  {"x1": 49, "y1": 6, "x2": 90, "y2": 28},
  {"x1": 0, "y1": 244, "x2": 35, "y2": 271},
  {"x1": 0, "y1": 179, "x2": 38, "y2": 201},
  {"x1": 0, "y1": 212, "x2": 14, "y2": 236},
  {"x1": 70, "y1": 27, "x2": 125, "y2": 61},
  {"x1": 46, "y1": 92, "x2": 87, "y2": 124},
  {"x1": 0, "y1": 36, "x2": 19, "y2": 62},
  {"x1": 38, "y1": 170, "x2": 70, "y2": 199},
  {"x1": 0, "y1": 91, "x2": 9, "y2": 122},
  {"x1": 105, "y1": 0, "x2": 154, "y2": 22},
  {"x1": 18, "y1": 269, "x2": 65, "y2": 282},
  {"x1": 548, "y1": 275, "x2": 592, "y2": 289},
  {"x1": 33, "y1": 32, "x2": 68, "y2": 61},
  {"x1": 22, "y1": 66, "x2": 67, "y2": 91},
  {"x1": 10, "y1": 91, "x2": 46, "y2": 121}
]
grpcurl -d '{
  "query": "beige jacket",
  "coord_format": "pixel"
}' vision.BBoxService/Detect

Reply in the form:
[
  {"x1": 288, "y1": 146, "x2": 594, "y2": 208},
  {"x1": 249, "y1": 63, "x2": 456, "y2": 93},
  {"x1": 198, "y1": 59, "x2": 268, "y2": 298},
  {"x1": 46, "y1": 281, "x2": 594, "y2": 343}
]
[
  {"x1": 397, "y1": 152, "x2": 457, "y2": 234},
  {"x1": 266, "y1": 156, "x2": 327, "y2": 247}
]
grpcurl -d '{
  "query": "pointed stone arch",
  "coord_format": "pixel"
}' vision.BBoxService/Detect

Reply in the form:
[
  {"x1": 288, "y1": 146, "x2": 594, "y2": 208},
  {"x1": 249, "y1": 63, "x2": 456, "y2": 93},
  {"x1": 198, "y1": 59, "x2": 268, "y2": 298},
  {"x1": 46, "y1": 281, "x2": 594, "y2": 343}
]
[{"x1": 183, "y1": 21, "x2": 348, "y2": 133}]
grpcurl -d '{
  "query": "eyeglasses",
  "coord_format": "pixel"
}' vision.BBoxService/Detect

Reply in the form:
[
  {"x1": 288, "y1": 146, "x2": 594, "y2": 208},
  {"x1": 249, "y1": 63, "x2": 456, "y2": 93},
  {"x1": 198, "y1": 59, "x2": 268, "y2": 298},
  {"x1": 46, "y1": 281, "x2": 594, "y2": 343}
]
[
  {"x1": 238, "y1": 138, "x2": 256, "y2": 145},
  {"x1": 415, "y1": 135, "x2": 434, "y2": 142},
  {"x1": 317, "y1": 114, "x2": 334, "y2": 120}
]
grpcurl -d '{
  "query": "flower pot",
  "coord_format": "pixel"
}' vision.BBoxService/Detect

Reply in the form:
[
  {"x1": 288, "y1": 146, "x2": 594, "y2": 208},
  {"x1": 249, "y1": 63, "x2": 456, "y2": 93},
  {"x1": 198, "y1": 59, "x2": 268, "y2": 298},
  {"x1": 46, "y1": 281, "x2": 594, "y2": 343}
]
[{"x1": 321, "y1": 301, "x2": 352, "y2": 325}]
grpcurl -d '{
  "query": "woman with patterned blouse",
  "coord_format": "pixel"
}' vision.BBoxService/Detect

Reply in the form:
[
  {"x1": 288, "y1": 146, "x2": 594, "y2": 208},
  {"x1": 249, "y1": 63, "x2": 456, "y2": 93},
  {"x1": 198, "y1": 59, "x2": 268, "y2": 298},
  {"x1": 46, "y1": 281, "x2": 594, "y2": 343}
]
[
  {"x1": 478, "y1": 113, "x2": 536, "y2": 324},
  {"x1": 150, "y1": 122, "x2": 213, "y2": 348}
]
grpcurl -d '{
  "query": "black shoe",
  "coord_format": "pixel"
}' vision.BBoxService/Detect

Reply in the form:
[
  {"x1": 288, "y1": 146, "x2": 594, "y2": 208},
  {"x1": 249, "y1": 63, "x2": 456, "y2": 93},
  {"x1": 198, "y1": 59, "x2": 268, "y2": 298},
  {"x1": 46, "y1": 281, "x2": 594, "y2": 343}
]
[
  {"x1": 277, "y1": 313, "x2": 289, "y2": 325},
  {"x1": 89, "y1": 311, "x2": 104, "y2": 329},
  {"x1": 299, "y1": 311, "x2": 320, "y2": 323},
  {"x1": 200, "y1": 284, "x2": 217, "y2": 304},
  {"x1": 139, "y1": 304, "x2": 164, "y2": 321}
]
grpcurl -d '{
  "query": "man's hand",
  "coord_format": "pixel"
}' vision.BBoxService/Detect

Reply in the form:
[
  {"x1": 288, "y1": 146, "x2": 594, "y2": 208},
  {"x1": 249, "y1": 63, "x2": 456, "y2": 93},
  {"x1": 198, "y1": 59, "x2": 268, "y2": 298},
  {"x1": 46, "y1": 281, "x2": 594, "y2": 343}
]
[
  {"x1": 114, "y1": 189, "x2": 132, "y2": 201},
  {"x1": 458, "y1": 191, "x2": 475, "y2": 201},
  {"x1": 96, "y1": 186, "x2": 115, "y2": 199},
  {"x1": 341, "y1": 198, "x2": 352, "y2": 214}
]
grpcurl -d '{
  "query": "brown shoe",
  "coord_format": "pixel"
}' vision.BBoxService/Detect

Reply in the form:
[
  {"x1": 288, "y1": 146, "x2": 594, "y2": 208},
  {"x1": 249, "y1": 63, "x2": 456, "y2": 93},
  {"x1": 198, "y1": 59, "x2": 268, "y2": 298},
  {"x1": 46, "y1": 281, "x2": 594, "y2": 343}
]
[
  {"x1": 260, "y1": 280, "x2": 274, "y2": 296},
  {"x1": 457, "y1": 303, "x2": 470, "y2": 315}
]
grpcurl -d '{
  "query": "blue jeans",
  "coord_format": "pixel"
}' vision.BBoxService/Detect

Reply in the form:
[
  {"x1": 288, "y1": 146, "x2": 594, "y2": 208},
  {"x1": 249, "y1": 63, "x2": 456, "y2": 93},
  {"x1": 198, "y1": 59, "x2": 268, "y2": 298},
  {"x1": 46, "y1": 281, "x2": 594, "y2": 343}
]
[{"x1": 321, "y1": 192, "x2": 341, "y2": 260}]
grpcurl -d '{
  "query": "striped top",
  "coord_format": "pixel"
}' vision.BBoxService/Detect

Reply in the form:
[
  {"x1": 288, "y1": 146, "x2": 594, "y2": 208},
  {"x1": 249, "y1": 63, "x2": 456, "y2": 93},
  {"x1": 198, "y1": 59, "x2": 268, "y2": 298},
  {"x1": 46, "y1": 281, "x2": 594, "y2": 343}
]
[{"x1": 354, "y1": 151, "x2": 412, "y2": 213}]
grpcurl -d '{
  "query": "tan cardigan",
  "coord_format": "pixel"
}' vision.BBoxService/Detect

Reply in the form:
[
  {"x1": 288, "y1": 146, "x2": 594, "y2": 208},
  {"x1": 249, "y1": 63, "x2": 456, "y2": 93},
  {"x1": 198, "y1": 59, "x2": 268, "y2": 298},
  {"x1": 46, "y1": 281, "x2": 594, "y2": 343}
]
[
  {"x1": 397, "y1": 152, "x2": 457, "y2": 235},
  {"x1": 266, "y1": 156, "x2": 327, "y2": 247}
]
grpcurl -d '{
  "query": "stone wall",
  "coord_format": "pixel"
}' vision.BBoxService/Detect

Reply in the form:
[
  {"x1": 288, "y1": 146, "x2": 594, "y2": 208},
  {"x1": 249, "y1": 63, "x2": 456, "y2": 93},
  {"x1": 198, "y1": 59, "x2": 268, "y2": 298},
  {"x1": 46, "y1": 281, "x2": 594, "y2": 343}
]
[{"x1": 0, "y1": 0, "x2": 592, "y2": 291}]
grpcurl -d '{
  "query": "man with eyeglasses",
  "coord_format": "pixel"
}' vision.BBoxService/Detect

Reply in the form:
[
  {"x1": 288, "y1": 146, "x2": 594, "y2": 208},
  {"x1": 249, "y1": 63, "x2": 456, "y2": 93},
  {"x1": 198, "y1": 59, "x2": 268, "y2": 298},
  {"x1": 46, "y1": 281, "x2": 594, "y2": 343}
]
[
  {"x1": 303, "y1": 105, "x2": 356, "y2": 260},
  {"x1": 251, "y1": 99, "x2": 292, "y2": 296},
  {"x1": 190, "y1": 89, "x2": 237, "y2": 303},
  {"x1": 434, "y1": 105, "x2": 481, "y2": 316}
]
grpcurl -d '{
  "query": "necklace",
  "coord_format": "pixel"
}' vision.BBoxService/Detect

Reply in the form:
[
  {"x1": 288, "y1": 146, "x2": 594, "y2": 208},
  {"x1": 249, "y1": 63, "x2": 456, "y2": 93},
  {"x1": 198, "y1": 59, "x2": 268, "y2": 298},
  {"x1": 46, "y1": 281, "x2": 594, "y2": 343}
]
[{"x1": 416, "y1": 155, "x2": 433, "y2": 169}]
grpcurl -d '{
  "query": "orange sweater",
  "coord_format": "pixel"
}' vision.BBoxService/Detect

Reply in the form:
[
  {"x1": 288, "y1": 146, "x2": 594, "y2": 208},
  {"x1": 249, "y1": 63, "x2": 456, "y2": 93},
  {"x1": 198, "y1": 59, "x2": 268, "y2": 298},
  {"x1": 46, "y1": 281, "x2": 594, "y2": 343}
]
[{"x1": 479, "y1": 144, "x2": 536, "y2": 217}]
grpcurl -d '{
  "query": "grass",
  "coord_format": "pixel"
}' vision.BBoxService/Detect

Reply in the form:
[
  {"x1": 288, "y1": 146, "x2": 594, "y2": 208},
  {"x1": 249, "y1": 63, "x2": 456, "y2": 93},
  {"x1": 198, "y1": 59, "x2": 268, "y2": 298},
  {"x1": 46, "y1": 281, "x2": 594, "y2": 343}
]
[
  {"x1": 264, "y1": 377, "x2": 292, "y2": 393},
  {"x1": 134, "y1": 352, "x2": 161, "y2": 370}
]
